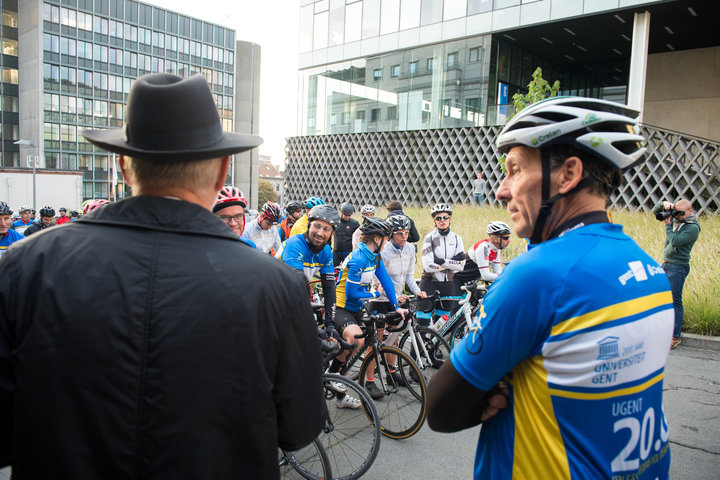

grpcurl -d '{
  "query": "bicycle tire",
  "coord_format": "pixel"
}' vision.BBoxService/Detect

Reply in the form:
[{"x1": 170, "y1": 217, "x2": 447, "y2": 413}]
[
  {"x1": 398, "y1": 326, "x2": 452, "y2": 385},
  {"x1": 320, "y1": 373, "x2": 381, "y2": 480},
  {"x1": 357, "y1": 345, "x2": 427, "y2": 440},
  {"x1": 450, "y1": 322, "x2": 468, "y2": 347},
  {"x1": 280, "y1": 438, "x2": 332, "y2": 480}
]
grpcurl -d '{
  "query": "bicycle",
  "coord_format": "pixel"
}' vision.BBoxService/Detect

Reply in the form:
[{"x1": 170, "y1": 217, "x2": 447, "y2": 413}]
[
  {"x1": 336, "y1": 306, "x2": 428, "y2": 440},
  {"x1": 430, "y1": 280, "x2": 487, "y2": 347},
  {"x1": 279, "y1": 438, "x2": 332, "y2": 480},
  {"x1": 317, "y1": 328, "x2": 382, "y2": 480},
  {"x1": 392, "y1": 296, "x2": 452, "y2": 386}
]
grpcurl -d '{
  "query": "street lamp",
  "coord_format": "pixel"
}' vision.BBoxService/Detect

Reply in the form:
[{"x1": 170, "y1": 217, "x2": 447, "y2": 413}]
[{"x1": 13, "y1": 139, "x2": 37, "y2": 212}]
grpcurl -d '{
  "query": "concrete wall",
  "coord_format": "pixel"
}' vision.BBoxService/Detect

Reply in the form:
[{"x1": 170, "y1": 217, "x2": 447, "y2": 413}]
[
  {"x1": 233, "y1": 41, "x2": 261, "y2": 210},
  {"x1": 17, "y1": 0, "x2": 44, "y2": 157},
  {"x1": 0, "y1": 169, "x2": 83, "y2": 211},
  {"x1": 644, "y1": 46, "x2": 720, "y2": 141}
]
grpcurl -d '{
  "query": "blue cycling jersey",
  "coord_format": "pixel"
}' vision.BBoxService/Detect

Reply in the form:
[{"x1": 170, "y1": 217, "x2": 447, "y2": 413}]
[
  {"x1": 281, "y1": 233, "x2": 334, "y2": 282},
  {"x1": 452, "y1": 223, "x2": 673, "y2": 480},
  {"x1": 0, "y1": 229, "x2": 25, "y2": 258},
  {"x1": 336, "y1": 243, "x2": 398, "y2": 312}
]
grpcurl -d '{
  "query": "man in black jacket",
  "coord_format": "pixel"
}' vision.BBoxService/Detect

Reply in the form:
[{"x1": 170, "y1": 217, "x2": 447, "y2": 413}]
[
  {"x1": 0, "y1": 73, "x2": 324, "y2": 479},
  {"x1": 333, "y1": 202, "x2": 359, "y2": 266}
]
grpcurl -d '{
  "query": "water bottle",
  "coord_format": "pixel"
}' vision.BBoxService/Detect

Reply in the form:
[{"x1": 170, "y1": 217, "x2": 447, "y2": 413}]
[{"x1": 432, "y1": 314, "x2": 449, "y2": 332}]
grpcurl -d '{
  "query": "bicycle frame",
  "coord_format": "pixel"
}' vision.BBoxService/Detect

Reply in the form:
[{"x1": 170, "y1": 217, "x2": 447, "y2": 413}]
[{"x1": 435, "y1": 282, "x2": 486, "y2": 339}]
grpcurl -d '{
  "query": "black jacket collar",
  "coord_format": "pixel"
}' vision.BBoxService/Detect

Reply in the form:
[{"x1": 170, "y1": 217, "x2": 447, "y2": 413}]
[{"x1": 78, "y1": 196, "x2": 239, "y2": 241}]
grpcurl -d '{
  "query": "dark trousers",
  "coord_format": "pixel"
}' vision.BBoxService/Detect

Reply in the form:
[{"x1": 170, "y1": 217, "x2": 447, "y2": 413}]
[{"x1": 664, "y1": 262, "x2": 690, "y2": 338}]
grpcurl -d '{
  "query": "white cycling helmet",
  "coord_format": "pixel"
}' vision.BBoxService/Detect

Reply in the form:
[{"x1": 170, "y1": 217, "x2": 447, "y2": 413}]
[
  {"x1": 497, "y1": 96, "x2": 646, "y2": 171},
  {"x1": 430, "y1": 203, "x2": 452, "y2": 217},
  {"x1": 359, "y1": 204, "x2": 376, "y2": 215},
  {"x1": 487, "y1": 221, "x2": 511, "y2": 236}
]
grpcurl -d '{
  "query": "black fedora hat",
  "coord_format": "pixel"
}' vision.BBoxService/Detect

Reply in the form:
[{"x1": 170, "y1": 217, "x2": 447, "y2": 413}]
[{"x1": 82, "y1": 73, "x2": 262, "y2": 161}]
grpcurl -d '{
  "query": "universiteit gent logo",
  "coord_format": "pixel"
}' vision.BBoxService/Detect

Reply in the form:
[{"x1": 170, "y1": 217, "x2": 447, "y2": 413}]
[{"x1": 597, "y1": 336, "x2": 620, "y2": 360}]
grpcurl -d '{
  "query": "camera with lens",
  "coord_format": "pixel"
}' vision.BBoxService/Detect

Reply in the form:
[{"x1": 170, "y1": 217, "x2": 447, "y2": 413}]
[{"x1": 655, "y1": 208, "x2": 683, "y2": 221}]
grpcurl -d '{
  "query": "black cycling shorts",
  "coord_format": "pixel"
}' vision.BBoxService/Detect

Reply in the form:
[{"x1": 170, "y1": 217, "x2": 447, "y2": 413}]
[{"x1": 335, "y1": 307, "x2": 364, "y2": 336}]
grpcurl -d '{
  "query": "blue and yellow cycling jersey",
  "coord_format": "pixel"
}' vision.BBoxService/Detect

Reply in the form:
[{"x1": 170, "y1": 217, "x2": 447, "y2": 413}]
[
  {"x1": 281, "y1": 233, "x2": 334, "y2": 282},
  {"x1": 452, "y1": 223, "x2": 673, "y2": 480},
  {"x1": 336, "y1": 243, "x2": 398, "y2": 312},
  {"x1": 0, "y1": 229, "x2": 25, "y2": 258}
]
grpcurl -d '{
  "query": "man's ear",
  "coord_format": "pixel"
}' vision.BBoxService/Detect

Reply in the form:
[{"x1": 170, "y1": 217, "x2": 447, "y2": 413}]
[
  {"x1": 556, "y1": 156, "x2": 584, "y2": 194},
  {"x1": 118, "y1": 155, "x2": 131, "y2": 186},
  {"x1": 214, "y1": 157, "x2": 231, "y2": 191}
]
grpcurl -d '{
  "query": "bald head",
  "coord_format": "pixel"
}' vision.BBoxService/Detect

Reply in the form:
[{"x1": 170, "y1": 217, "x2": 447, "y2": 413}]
[{"x1": 675, "y1": 199, "x2": 692, "y2": 212}]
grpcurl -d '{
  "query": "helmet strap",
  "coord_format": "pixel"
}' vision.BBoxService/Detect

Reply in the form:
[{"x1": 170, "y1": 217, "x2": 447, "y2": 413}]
[{"x1": 530, "y1": 149, "x2": 593, "y2": 244}]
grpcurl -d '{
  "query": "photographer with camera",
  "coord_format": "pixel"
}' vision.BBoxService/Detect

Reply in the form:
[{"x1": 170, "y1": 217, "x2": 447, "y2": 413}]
[{"x1": 652, "y1": 198, "x2": 701, "y2": 349}]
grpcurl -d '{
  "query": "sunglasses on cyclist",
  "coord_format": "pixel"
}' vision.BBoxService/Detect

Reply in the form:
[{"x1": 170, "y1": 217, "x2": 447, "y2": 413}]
[
  {"x1": 499, "y1": 235, "x2": 510, "y2": 240},
  {"x1": 434, "y1": 215, "x2": 451, "y2": 221},
  {"x1": 218, "y1": 213, "x2": 244, "y2": 223}
]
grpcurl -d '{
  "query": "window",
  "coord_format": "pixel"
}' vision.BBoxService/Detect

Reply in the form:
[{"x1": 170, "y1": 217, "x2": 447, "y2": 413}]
[
  {"x1": 124, "y1": 24, "x2": 138, "y2": 42},
  {"x1": 2, "y1": 68, "x2": 18, "y2": 84},
  {"x1": 77, "y1": 41, "x2": 92, "y2": 59},
  {"x1": 44, "y1": 93, "x2": 60, "y2": 111},
  {"x1": 2, "y1": 39, "x2": 18, "y2": 56},
  {"x1": 370, "y1": 108, "x2": 380, "y2": 122},
  {"x1": 391, "y1": 64, "x2": 400, "y2": 77},
  {"x1": 409, "y1": 60, "x2": 418, "y2": 74},
  {"x1": 447, "y1": 51, "x2": 458, "y2": 68},
  {"x1": 61, "y1": 38, "x2": 76, "y2": 56},
  {"x1": 2, "y1": 96, "x2": 18, "y2": 112},
  {"x1": 93, "y1": 44, "x2": 108, "y2": 62},
  {"x1": 60, "y1": 7, "x2": 76, "y2": 27},
  {"x1": 109, "y1": 19, "x2": 123, "y2": 38},
  {"x1": 427, "y1": 58, "x2": 434, "y2": 72},
  {"x1": 469, "y1": 47, "x2": 482, "y2": 63},
  {"x1": 43, "y1": 34, "x2": 59, "y2": 53},
  {"x1": 43, "y1": 4, "x2": 59, "y2": 23},
  {"x1": 61, "y1": 95, "x2": 76, "y2": 113},
  {"x1": 387, "y1": 105, "x2": 397, "y2": 120},
  {"x1": 356, "y1": 110, "x2": 365, "y2": 121},
  {"x1": 93, "y1": 16, "x2": 108, "y2": 34},
  {"x1": 373, "y1": 68, "x2": 382, "y2": 80},
  {"x1": 78, "y1": 12, "x2": 92, "y2": 31}
]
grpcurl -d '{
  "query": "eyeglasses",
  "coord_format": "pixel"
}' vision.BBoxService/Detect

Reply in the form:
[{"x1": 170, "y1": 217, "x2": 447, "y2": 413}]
[
  {"x1": 434, "y1": 215, "x2": 451, "y2": 221},
  {"x1": 499, "y1": 235, "x2": 510, "y2": 240},
  {"x1": 394, "y1": 231, "x2": 409, "y2": 237},
  {"x1": 218, "y1": 213, "x2": 244, "y2": 223}
]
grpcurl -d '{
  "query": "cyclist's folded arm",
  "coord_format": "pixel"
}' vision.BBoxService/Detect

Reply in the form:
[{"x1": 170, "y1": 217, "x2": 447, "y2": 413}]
[{"x1": 427, "y1": 359, "x2": 491, "y2": 433}]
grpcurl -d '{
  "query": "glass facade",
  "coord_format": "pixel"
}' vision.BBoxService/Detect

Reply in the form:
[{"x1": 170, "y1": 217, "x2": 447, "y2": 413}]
[
  {"x1": 300, "y1": 36, "x2": 492, "y2": 135},
  {"x1": 1, "y1": 0, "x2": 19, "y2": 167},
  {"x1": 298, "y1": 0, "x2": 629, "y2": 135},
  {"x1": 39, "y1": 0, "x2": 235, "y2": 200}
]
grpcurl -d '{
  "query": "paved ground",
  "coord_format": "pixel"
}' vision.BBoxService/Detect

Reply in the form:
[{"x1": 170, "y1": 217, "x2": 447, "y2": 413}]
[{"x1": 1, "y1": 342, "x2": 718, "y2": 479}]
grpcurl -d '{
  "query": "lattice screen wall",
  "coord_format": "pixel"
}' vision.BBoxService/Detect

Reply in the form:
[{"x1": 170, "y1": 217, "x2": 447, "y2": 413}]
[{"x1": 284, "y1": 125, "x2": 719, "y2": 215}]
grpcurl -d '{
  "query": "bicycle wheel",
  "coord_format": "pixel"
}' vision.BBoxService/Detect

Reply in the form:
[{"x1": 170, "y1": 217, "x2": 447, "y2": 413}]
[
  {"x1": 450, "y1": 321, "x2": 468, "y2": 347},
  {"x1": 357, "y1": 346, "x2": 427, "y2": 440},
  {"x1": 320, "y1": 373, "x2": 381, "y2": 480},
  {"x1": 398, "y1": 326, "x2": 452, "y2": 385},
  {"x1": 280, "y1": 438, "x2": 332, "y2": 480}
]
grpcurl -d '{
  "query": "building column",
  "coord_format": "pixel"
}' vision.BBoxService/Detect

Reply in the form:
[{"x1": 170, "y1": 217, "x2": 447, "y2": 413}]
[{"x1": 628, "y1": 11, "x2": 650, "y2": 120}]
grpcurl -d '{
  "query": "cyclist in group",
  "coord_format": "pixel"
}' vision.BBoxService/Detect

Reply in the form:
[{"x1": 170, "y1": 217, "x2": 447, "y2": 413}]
[
  {"x1": 82, "y1": 199, "x2": 112, "y2": 215},
  {"x1": 13, "y1": 206, "x2": 33, "y2": 235},
  {"x1": 386, "y1": 200, "x2": 420, "y2": 243},
  {"x1": 242, "y1": 201, "x2": 283, "y2": 256},
  {"x1": 377, "y1": 214, "x2": 426, "y2": 306},
  {"x1": 453, "y1": 221, "x2": 512, "y2": 294},
  {"x1": 333, "y1": 202, "x2": 359, "y2": 266},
  {"x1": 281, "y1": 204, "x2": 339, "y2": 331},
  {"x1": 0, "y1": 202, "x2": 24, "y2": 258},
  {"x1": 428, "y1": 96, "x2": 673, "y2": 480},
  {"x1": 24, "y1": 206, "x2": 56, "y2": 236},
  {"x1": 278, "y1": 200, "x2": 304, "y2": 241},
  {"x1": 289, "y1": 196, "x2": 324, "y2": 238},
  {"x1": 55, "y1": 207, "x2": 71, "y2": 225},
  {"x1": 351, "y1": 204, "x2": 376, "y2": 250},
  {"x1": 330, "y1": 217, "x2": 408, "y2": 400},
  {"x1": 416, "y1": 204, "x2": 466, "y2": 326},
  {"x1": 212, "y1": 186, "x2": 256, "y2": 248}
]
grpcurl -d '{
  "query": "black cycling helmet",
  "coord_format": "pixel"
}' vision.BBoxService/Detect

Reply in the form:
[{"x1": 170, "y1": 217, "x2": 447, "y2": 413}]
[
  {"x1": 39, "y1": 206, "x2": 55, "y2": 218},
  {"x1": 69, "y1": 210, "x2": 79, "y2": 217},
  {"x1": 359, "y1": 216, "x2": 392, "y2": 238},
  {"x1": 386, "y1": 214, "x2": 411, "y2": 232},
  {"x1": 285, "y1": 200, "x2": 303, "y2": 215},
  {"x1": 340, "y1": 202, "x2": 355, "y2": 215},
  {"x1": 307, "y1": 204, "x2": 340, "y2": 230},
  {"x1": 0, "y1": 202, "x2": 12, "y2": 216}
]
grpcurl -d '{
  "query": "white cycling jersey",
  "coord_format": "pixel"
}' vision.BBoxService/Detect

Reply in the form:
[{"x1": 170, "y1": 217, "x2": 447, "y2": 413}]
[
  {"x1": 376, "y1": 241, "x2": 421, "y2": 302},
  {"x1": 241, "y1": 219, "x2": 283, "y2": 256},
  {"x1": 421, "y1": 228, "x2": 465, "y2": 282}
]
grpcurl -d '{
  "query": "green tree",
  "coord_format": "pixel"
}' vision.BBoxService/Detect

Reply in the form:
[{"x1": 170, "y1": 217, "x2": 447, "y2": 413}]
[
  {"x1": 511, "y1": 67, "x2": 561, "y2": 117},
  {"x1": 257, "y1": 179, "x2": 278, "y2": 206},
  {"x1": 500, "y1": 67, "x2": 561, "y2": 171}
]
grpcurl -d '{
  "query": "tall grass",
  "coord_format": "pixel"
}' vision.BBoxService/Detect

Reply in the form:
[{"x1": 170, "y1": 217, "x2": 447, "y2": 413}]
[{"x1": 374, "y1": 204, "x2": 719, "y2": 336}]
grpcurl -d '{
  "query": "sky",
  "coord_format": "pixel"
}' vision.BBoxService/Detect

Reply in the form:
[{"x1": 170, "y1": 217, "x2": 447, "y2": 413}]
[{"x1": 150, "y1": 0, "x2": 301, "y2": 168}]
